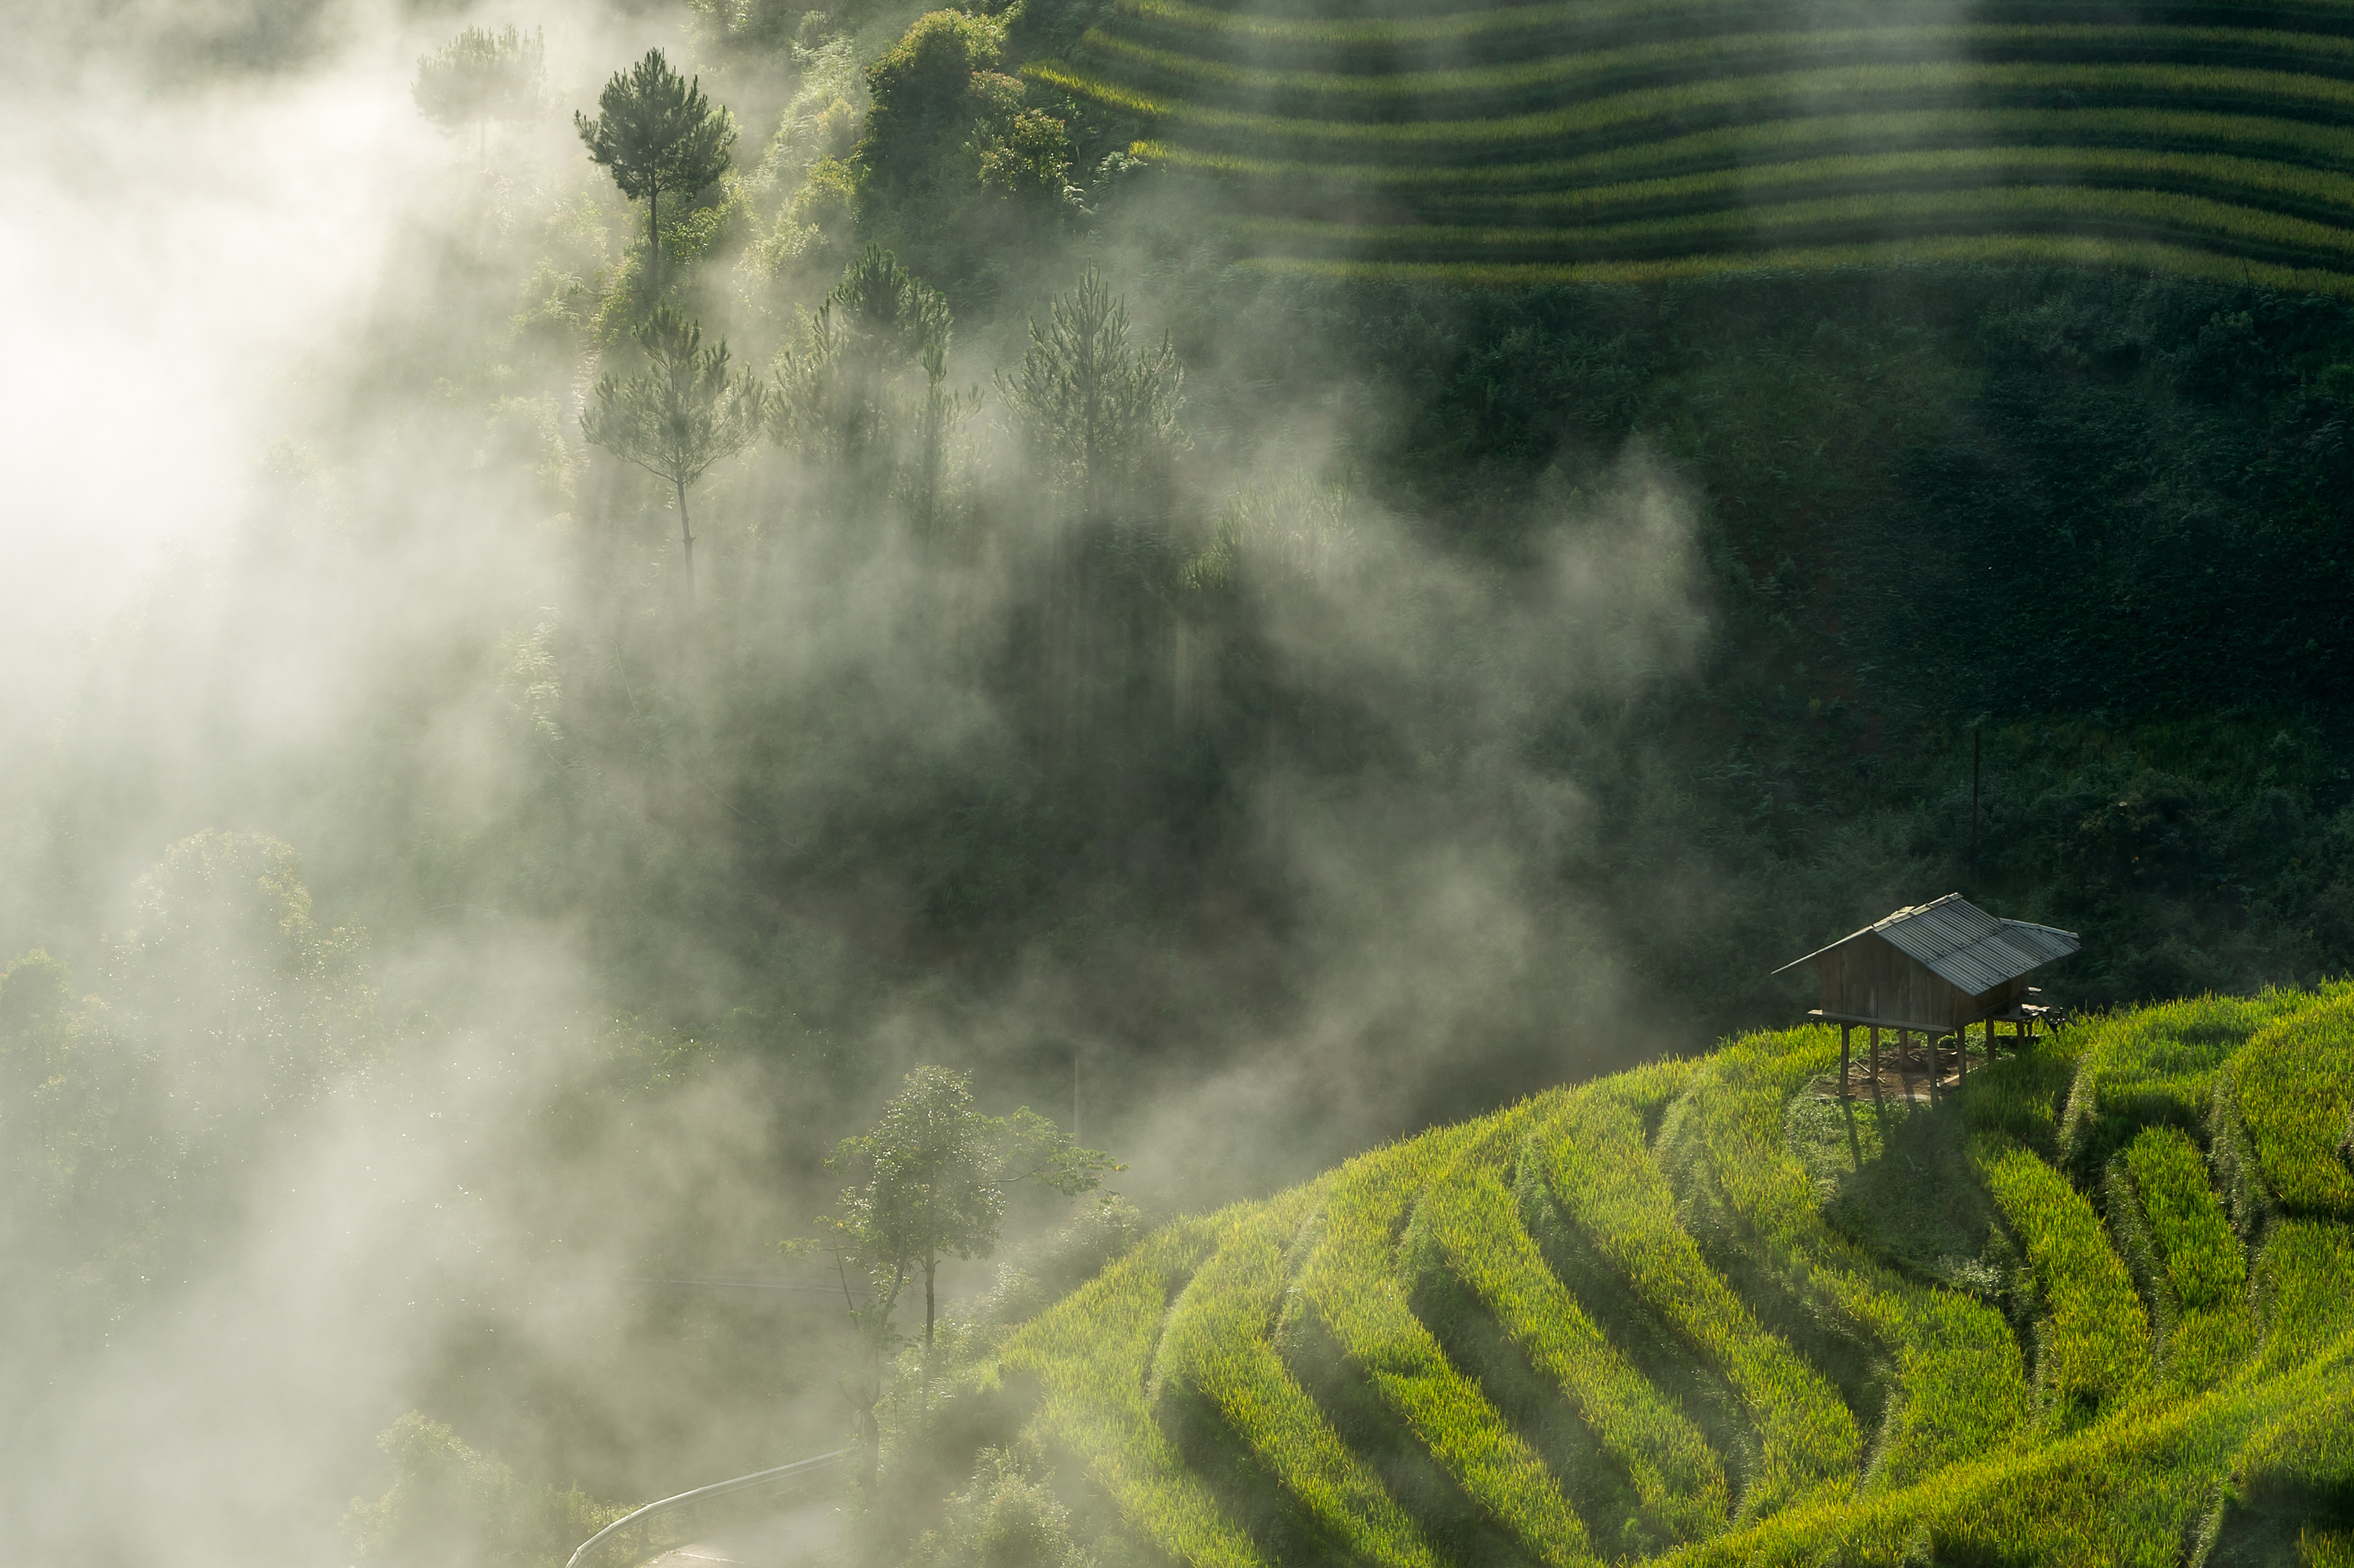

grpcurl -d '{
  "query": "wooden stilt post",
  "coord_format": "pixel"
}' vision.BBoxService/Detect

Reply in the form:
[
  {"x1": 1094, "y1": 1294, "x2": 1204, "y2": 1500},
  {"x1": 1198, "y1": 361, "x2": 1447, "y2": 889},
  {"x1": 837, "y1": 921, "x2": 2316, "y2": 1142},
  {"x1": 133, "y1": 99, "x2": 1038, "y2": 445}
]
[
  {"x1": 1959, "y1": 1018, "x2": 1970, "y2": 1087},
  {"x1": 1840, "y1": 1023, "x2": 1853, "y2": 1098},
  {"x1": 1869, "y1": 1025, "x2": 1882, "y2": 1103}
]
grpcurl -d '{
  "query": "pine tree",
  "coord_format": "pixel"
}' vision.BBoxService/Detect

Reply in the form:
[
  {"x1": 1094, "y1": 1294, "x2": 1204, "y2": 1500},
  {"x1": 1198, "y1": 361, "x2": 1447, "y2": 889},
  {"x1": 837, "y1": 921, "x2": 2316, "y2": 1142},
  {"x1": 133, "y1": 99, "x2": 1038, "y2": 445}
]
[
  {"x1": 580, "y1": 307, "x2": 768, "y2": 613},
  {"x1": 412, "y1": 25, "x2": 544, "y2": 168},
  {"x1": 574, "y1": 50, "x2": 736, "y2": 292},
  {"x1": 998, "y1": 266, "x2": 1183, "y2": 526},
  {"x1": 772, "y1": 245, "x2": 971, "y2": 540}
]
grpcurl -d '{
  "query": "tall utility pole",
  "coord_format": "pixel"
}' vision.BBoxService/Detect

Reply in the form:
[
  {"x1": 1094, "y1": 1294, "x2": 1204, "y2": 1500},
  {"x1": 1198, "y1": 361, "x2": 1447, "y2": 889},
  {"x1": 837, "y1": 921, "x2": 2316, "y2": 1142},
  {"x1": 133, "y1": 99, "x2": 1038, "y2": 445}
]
[{"x1": 1970, "y1": 725, "x2": 1983, "y2": 885}]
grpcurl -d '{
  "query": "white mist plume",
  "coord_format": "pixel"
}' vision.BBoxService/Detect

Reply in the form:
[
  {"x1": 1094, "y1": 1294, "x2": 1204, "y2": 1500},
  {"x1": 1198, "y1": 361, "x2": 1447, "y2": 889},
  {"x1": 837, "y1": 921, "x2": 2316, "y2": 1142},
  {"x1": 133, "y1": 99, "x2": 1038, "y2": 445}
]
[{"x1": 1, "y1": 3, "x2": 1733, "y2": 1561}]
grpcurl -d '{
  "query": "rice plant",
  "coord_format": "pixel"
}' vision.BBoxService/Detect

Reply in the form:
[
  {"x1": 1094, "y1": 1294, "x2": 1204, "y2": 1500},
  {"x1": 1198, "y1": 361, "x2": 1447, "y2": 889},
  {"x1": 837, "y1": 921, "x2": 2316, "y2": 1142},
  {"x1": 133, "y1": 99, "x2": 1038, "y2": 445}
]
[
  {"x1": 1140, "y1": 107, "x2": 2354, "y2": 192},
  {"x1": 1536, "y1": 1081, "x2": 1861, "y2": 1515},
  {"x1": 1030, "y1": 61, "x2": 2354, "y2": 152},
  {"x1": 2250, "y1": 1217, "x2": 2354, "y2": 1374},
  {"x1": 1158, "y1": 1195, "x2": 1443, "y2": 1568},
  {"x1": 996, "y1": 999, "x2": 2351, "y2": 1565},
  {"x1": 2227, "y1": 990, "x2": 2354, "y2": 1216},
  {"x1": 1234, "y1": 186, "x2": 2354, "y2": 269},
  {"x1": 2108, "y1": 1126, "x2": 2253, "y2": 1390},
  {"x1": 1057, "y1": 0, "x2": 2354, "y2": 287},
  {"x1": 1973, "y1": 1135, "x2": 2151, "y2": 1423},
  {"x1": 1113, "y1": 0, "x2": 2354, "y2": 49},
  {"x1": 1080, "y1": 24, "x2": 2354, "y2": 109},
  {"x1": 2060, "y1": 988, "x2": 2325, "y2": 1172},
  {"x1": 2231, "y1": 1368, "x2": 2354, "y2": 1505},
  {"x1": 1679, "y1": 1031, "x2": 2034, "y2": 1488},
  {"x1": 1418, "y1": 1157, "x2": 1730, "y2": 1542},
  {"x1": 1434, "y1": 147, "x2": 2354, "y2": 227},
  {"x1": 1246, "y1": 234, "x2": 2354, "y2": 297},
  {"x1": 1298, "y1": 1131, "x2": 1598, "y2": 1568},
  {"x1": 1003, "y1": 1218, "x2": 1269, "y2": 1568}
]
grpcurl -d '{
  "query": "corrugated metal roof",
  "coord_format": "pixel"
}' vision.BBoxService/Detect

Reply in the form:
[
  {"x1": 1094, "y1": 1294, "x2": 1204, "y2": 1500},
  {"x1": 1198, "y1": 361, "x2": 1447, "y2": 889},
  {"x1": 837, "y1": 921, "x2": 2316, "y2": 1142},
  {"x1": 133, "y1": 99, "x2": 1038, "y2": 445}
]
[{"x1": 1772, "y1": 893, "x2": 2079, "y2": 995}]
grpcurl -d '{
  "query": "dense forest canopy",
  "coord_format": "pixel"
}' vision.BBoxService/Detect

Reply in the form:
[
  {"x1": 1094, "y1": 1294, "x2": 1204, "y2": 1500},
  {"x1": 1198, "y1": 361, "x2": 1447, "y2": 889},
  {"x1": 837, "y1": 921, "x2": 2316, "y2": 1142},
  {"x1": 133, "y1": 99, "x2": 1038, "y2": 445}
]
[{"x1": 1, "y1": 0, "x2": 2350, "y2": 1561}]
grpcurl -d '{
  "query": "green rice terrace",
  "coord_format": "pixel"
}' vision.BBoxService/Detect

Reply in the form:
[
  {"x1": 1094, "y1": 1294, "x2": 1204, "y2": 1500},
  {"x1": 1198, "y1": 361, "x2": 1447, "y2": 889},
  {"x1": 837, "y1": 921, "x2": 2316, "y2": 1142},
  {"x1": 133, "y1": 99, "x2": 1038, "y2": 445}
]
[
  {"x1": 1028, "y1": 0, "x2": 2354, "y2": 288},
  {"x1": 971, "y1": 986, "x2": 2354, "y2": 1565}
]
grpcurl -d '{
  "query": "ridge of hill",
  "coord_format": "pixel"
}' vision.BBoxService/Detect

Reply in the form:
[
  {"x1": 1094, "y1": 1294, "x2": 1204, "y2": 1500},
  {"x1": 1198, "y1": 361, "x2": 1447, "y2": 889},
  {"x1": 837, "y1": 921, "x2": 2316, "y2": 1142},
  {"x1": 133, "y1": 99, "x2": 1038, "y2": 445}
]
[
  {"x1": 1027, "y1": 0, "x2": 2354, "y2": 289},
  {"x1": 972, "y1": 987, "x2": 2354, "y2": 1564}
]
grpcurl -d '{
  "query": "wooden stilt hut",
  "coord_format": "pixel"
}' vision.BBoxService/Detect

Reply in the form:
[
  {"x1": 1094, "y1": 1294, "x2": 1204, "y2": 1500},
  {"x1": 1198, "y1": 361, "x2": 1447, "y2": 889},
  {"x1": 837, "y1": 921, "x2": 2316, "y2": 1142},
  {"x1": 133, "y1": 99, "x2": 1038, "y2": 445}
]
[{"x1": 1773, "y1": 894, "x2": 2078, "y2": 1099}]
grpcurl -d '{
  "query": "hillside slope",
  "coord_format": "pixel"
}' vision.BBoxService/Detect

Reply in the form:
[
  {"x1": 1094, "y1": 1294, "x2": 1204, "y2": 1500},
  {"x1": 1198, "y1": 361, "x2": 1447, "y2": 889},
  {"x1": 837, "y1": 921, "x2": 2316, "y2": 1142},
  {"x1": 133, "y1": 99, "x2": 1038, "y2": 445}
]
[
  {"x1": 983, "y1": 988, "x2": 2354, "y2": 1564},
  {"x1": 1030, "y1": 0, "x2": 2354, "y2": 289}
]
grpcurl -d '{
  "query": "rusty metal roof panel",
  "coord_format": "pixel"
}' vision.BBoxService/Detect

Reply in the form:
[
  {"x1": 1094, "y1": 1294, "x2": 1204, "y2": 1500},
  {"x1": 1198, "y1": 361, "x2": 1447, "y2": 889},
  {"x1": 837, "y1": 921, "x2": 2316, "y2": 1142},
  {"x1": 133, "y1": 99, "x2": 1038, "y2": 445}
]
[{"x1": 1773, "y1": 893, "x2": 2079, "y2": 993}]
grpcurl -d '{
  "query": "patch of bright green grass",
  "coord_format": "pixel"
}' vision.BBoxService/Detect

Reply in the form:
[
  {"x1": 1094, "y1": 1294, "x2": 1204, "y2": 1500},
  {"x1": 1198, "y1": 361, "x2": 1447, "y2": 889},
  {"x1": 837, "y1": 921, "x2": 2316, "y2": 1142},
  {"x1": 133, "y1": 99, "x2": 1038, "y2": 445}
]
[
  {"x1": 2250, "y1": 1218, "x2": 2354, "y2": 1374},
  {"x1": 2228, "y1": 991, "x2": 2354, "y2": 1218},
  {"x1": 1973, "y1": 1135, "x2": 2152, "y2": 1425},
  {"x1": 1156, "y1": 1195, "x2": 1442, "y2": 1568},
  {"x1": 1296, "y1": 1126, "x2": 1597, "y2": 1568},
  {"x1": 1418, "y1": 1139, "x2": 1730, "y2": 1544},
  {"x1": 1003, "y1": 1217, "x2": 1268, "y2": 1568},
  {"x1": 1538, "y1": 1079, "x2": 1861, "y2": 1515},
  {"x1": 2109, "y1": 1126, "x2": 2254, "y2": 1391}
]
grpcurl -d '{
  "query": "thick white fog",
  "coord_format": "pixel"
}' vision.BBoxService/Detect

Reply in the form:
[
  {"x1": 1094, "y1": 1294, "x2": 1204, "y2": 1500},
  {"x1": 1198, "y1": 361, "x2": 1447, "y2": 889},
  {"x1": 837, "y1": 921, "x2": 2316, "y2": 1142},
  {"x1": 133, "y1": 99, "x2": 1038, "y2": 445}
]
[{"x1": 0, "y1": 3, "x2": 1732, "y2": 1562}]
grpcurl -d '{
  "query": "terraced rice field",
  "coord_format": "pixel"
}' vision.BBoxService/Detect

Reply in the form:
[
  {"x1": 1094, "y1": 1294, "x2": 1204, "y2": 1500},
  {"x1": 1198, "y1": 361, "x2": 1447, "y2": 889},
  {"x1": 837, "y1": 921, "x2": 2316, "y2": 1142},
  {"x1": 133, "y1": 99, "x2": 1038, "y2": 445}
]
[
  {"x1": 988, "y1": 984, "x2": 2354, "y2": 1563},
  {"x1": 1029, "y1": 0, "x2": 2354, "y2": 287}
]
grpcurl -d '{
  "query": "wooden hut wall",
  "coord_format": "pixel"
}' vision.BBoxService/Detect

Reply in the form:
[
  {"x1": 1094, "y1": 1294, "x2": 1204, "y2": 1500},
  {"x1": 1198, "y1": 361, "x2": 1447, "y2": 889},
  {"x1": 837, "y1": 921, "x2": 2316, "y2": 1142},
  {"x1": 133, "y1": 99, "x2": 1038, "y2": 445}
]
[{"x1": 1820, "y1": 936, "x2": 1975, "y2": 1030}]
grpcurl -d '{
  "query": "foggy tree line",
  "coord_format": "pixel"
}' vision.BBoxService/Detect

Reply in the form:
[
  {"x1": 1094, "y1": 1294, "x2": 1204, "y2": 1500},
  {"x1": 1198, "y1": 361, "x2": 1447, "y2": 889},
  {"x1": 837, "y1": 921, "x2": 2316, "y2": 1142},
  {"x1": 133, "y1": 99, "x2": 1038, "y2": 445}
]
[
  {"x1": 10, "y1": 11, "x2": 2354, "y2": 1565},
  {"x1": 508, "y1": 27, "x2": 1315, "y2": 867},
  {"x1": 391, "y1": 18, "x2": 2354, "y2": 1040}
]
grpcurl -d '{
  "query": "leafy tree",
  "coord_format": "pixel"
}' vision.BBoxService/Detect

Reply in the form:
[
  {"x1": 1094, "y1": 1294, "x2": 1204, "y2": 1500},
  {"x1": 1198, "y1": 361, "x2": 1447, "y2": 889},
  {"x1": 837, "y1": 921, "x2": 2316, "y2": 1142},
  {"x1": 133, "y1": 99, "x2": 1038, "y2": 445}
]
[
  {"x1": 977, "y1": 108, "x2": 1079, "y2": 208},
  {"x1": 683, "y1": 0, "x2": 806, "y2": 56},
  {"x1": 856, "y1": 12, "x2": 1004, "y2": 198},
  {"x1": 852, "y1": 10, "x2": 1077, "y2": 277},
  {"x1": 346, "y1": 1413, "x2": 613, "y2": 1568},
  {"x1": 803, "y1": 1065, "x2": 1116, "y2": 1478},
  {"x1": 413, "y1": 25, "x2": 545, "y2": 167},
  {"x1": 575, "y1": 49, "x2": 736, "y2": 292},
  {"x1": 107, "y1": 831, "x2": 376, "y2": 1123},
  {"x1": 580, "y1": 306, "x2": 769, "y2": 612},
  {"x1": 915, "y1": 1446, "x2": 1091, "y2": 1568}
]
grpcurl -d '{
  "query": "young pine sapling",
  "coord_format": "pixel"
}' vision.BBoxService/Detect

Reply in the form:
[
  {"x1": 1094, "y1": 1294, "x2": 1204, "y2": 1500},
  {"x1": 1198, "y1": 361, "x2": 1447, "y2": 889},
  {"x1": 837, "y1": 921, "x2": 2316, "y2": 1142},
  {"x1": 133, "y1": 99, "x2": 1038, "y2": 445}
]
[
  {"x1": 413, "y1": 25, "x2": 545, "y2": 168},
  {"x1": 579, "y1": 307, "x2": 769, "y2": 613}
]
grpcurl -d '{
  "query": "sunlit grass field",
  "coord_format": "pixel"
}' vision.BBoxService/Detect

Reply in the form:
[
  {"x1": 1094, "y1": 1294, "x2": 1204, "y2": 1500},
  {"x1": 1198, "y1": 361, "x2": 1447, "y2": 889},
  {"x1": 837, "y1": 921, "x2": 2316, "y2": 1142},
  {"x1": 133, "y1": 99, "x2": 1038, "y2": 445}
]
[
  {"x1": 1029, "y1": 0, "x2": 2354, "y2": 287},
  {"x1": 987, "y1": 984, "x2": 2354, "y2": 1563}
]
